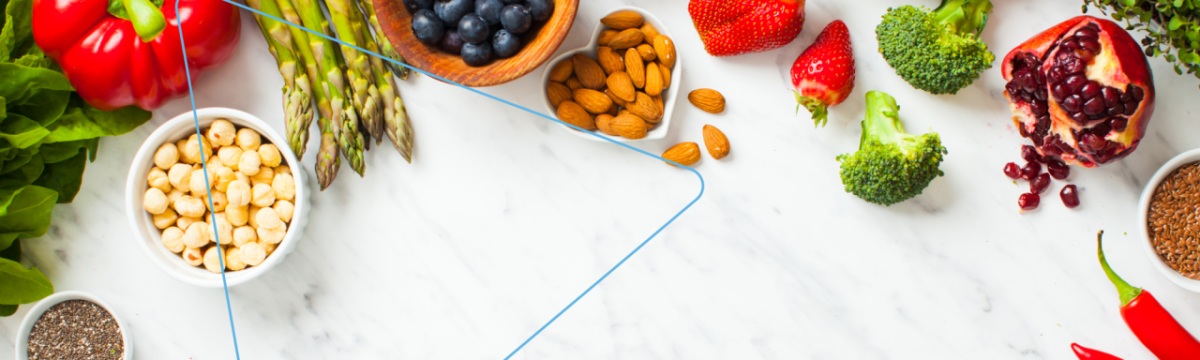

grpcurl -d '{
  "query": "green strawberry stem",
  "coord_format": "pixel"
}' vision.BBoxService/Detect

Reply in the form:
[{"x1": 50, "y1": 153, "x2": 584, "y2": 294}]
[{"x1": 794, "y1": 91, "x2": 829, "y2": 128}]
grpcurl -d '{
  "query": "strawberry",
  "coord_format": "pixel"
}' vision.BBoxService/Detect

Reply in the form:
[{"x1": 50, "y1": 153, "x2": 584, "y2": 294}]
[
  {"x1": 791, "y1": 20, "x2": 855, "y2": 127},
  {"x1": 688, "y1": 0, "x2": 806, "y2": 57}
]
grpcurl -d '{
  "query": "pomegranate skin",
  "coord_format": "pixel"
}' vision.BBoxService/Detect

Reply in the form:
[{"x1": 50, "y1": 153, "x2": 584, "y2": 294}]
[{"x1": 1001, "y1": 16, "x2": 1155, "y2": 168}]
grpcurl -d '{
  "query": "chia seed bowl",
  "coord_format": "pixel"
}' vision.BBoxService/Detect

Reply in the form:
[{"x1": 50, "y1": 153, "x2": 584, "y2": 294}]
[{"x1": 15, "y1": 291, "x2": 132, "y2": 360}]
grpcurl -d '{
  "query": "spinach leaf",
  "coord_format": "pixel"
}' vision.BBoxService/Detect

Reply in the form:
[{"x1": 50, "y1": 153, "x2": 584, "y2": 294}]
[
  {"x1": 2, "y1": 0, "x2": 32, "y2": 61},
  {"x1": 45, "y1": 99, "x2": 151, "y2": 143},
  {"x1": 0, "y1": 63, "x2": 73, "y2": 105},
  {"x1": 33, "y1": 148, "x2": 84, "y2": 203},
  {"x1": 38, "y1": 139, "x2": 87, "y2": 164},
  {"x1": 0, "y1": 184, "x2": 56, "y2": 250},
  {"x1": 0, "y1": 257, "x2": 52, "y2": 304},
  {"x1": 0, "y1": 113, "x2": 49, "y2": 149},
  {"x1": 2, "y1": 150, "x2": 42, "y2": 183}
]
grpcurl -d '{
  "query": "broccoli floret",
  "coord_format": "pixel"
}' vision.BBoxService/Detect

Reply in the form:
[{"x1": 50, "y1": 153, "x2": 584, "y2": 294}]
[
  {"x1": 837, "y1": 91, "x2": 948, "y2": 206},
  {"x1": 876, "y1": 0, "x2": 995, "y2": 95}
]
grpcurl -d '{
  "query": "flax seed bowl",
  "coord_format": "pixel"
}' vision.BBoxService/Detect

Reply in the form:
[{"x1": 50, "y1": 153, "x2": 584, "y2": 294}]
[
  {"x1": 15, "y1": 291, "x2": 132, "y2": 360},
  {"x1": 1139, "y1": 149, "x2": 1200, "y2": 292}
]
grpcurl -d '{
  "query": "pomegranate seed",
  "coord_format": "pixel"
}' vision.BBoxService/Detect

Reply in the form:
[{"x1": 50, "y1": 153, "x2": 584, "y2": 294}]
[
  {"x1": 1021, "y1": 145, "x2": 1043, "y2": 163},
  {"x1": 1022, "y1": 162, "x2": 1042, "y2": 180},
  {"x1": 1030, "y1": 173, "x2": 1051, "y2": 194},
  {"x1": 1047, "y1": 159, "x2": 1070, "y2": 180},
  {"x1": 1075, "y1": 27, "x2": 1098, "y2": 39},
  {"x1": 1061, "y1": 185, "x2": 1080, "y2": 208},
  {"x1": 1004, "y1": 162, "x2": 1022, "y2": 179},
  {"x1": 1101, "y1": 87, "x2": 1119, "y2": 106},
  {"x1": 1110, "y1": 117, "x2": 1128, "y2": 132},
  {"x1": 1019, "y1": 193, "x2": 1041, "y2": 211}
]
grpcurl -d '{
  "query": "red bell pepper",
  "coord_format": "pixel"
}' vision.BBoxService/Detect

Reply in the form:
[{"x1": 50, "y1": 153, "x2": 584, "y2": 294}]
[
  {"x1": 31, "y1": 0, "x2": 240, "y2": 110},
  {"x1": 1071, "y1": 343, "x2": 1123, "y2": 360},
  {"x1": 1097, "y1": 231, "x2": 1200, "y2": 360}
]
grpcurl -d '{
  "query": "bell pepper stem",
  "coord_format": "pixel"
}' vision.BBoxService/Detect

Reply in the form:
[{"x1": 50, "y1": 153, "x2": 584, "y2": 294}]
[
  {"x1": 1097, "y1": 230, "x2": 1142, "y2": 307},
  {"x1": 120, "y1": 0, "x2": 166, "y2": 42}
]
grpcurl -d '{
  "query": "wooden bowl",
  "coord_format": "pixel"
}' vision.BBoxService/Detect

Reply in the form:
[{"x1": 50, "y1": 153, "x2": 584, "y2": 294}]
[{"x1": 374, "y1": 0, "x2": 580, "y2": 87}]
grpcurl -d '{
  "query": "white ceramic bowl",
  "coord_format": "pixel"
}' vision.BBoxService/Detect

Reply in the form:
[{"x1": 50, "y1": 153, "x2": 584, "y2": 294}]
[
  {"x1": 1138, "y1": 148, "x2": 1200, "y2": 292},
  {"x1": 15, "y1": 291, "x2": 132, "y2": 360},
  {"x1": 125, "y1": 108, "x2": 310, "y2": 287},
  {"x1": 541, "y1": 6, "x2": 682, "y2": 142}
]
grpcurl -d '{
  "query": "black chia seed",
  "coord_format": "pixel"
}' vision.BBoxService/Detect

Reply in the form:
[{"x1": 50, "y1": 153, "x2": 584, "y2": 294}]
[{"x1": 27, "y1": 299, "x2": 123, "y2": 360}]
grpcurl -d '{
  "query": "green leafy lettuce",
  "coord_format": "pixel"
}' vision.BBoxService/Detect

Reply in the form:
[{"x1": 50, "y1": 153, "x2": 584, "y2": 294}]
[{"x1": 0, "y1": 0, "x2": 152, "y2": 315}]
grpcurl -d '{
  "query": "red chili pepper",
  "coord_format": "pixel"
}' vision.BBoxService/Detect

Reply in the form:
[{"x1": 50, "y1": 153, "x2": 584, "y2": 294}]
[
  {"x1": 1072, "y1": 343, "x2": 1123, "y2": 360},
  {"x1": 31, "y1": 0, "x2": 241, "y2": 110},
  {"x1": 1098, "y1": 231, "x2": 1200, "y2": 360}
]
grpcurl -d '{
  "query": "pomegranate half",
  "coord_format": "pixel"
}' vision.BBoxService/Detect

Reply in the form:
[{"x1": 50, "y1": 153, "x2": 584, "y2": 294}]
[{"x1": 1002, "y1": 16, "x2": 1155, "y2": 168}]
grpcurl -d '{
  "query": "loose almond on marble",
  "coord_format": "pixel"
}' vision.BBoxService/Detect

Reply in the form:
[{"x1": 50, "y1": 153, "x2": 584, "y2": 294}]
[
  {"x1": 662, "y1": 142, "x2": 701, "y2": 167},
  {"x1": 549, "y1": 59, "x2": 573, "y2": 82},
  {"x1": 573, "y1": 88, "x2": 614, "y2": 114},
  {"x1": 611, "y1": 112, "x2": 648, "y2": 139},
  {"x1": 557, "y1": 101, "x2": 596, "y2": 130},
  {"x1": 625, "y1": 49, "x2": 645, "y2": 88},
  {"x1": 547, "y1": 82, "x2": 572, "y2": 107},
  {"x1": 703, "y1": 125, "x2": 730, "y2": 159},
  {"x1": 601, "y1": 10, "x2": 644, "y2": 30},
  {"x1": 572, "y1": 53, "x2": 607, "y2": 90},
  {"x1": 597, "y1": 46, "x2": 624, "y2": 75},
  {"x1": 653, "y1": 35, "x2": 676, "y2": 69},
  {"x1": 688, "y1": 88, "x2": 726, "y2": 113}
]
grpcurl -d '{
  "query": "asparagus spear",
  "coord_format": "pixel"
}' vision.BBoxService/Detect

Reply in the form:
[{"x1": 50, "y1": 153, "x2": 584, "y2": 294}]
[
  {"x1": 325, "y1": 0, "x2": 384, "y2": 145},
  {"x1": 273, "y1": 0, "x2": 341, "y2": 188},
  {"x1": 354, "y1": 6, "x2": 414, "y2": 162},
  {"x1": 293, "y1": 0, "x2": 366, "y2": 176},
  {"x1": 355, "y1": 0, "x2": 410, "y2": 79},
  {"x1": 246, "y1": 0, "x2": 315, "y2": 159}
]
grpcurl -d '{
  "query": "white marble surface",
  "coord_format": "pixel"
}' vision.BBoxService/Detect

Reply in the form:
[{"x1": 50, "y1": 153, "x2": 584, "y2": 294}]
[{"x1": 5, "y1": 0, "x2": 1200, "y2": 358}]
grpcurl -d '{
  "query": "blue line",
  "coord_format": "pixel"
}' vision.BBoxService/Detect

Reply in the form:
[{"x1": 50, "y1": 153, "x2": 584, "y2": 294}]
[
  {"x1": 212, "y1": 3, "x2": 705, "y2": 359},
  {"x1": 177, "y1": 1, "x2": 242, "y2": 359}
]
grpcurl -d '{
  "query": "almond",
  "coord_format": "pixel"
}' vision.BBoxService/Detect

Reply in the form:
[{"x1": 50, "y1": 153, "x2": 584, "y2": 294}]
[
  {"x1": 688, "y1": 88, "x2": 725, "y2": 114},
  {"x1": 573, "y1": 88, "x2": 613, "y2": 114},
  {"x1": 639, "y1": 23, "x2": 660, "y2": 44},
  {"x1": 652, "y1": 35, "x2": 676, "y2": 69},
  {"x1": 625, "y1": 49, "x2": 645, "y2": 88},
  {"x1": 557, "y1": 101, "x2": 596, "y2": 130},
  {"x1": 702, "y1": 125, "x2": 730, "y2": 160},
  {"x1": 611, "y1": 113, "x2": 647, "y2": 139},
  {"x1": 636, "y1": 44, "x2": 656, "y2": 62},
  {"x1": 608, "y1": 29, "x2": 644, "y2": 50},
  {"x1": 644, "y1": 62, "x2": 663, "y2": 96},
  {"x1": 606, "y1": 72, "x2": 636, "y2": 102},
  {"x1": 607, "y1": 105, "x2": 619, "y2": 117},
  {"x1": 658, "y1": 62, "x2": 671, "y2": 89},
  {"x1": 598, "y1": 30, "x2": 619, "y2": 46},
  {"x1": 549, "y1": 59, "x2": 573, "y2": 82},
  {"x1": 546, "y1": 82, "x2": 572, "y2": 108},
  {"x1": 652, "y1": 94, "x2": 664, "y2": 115},
  {"x1": 600, "y1": 11, "x2": 643, "y2": 30},
  {"x1": 627, "y1": 92, "x2": 662, "y2": 122},
  {"x1": 565, "y1": 76, "x2": 582, "y2": 91},
  {"x1": 595, "y1": 114, "x2": 618, "y2": 136},
  {"x1": 572, "y1": 53, "x2": 606, "y2": 90},
  {"x1": 596, "y1": 46, "x2": 624, "y2": 75},
  {"x1": 605, "y1": 89, "x2": 628, "y2": 108},
  {"x1": 661, "y1": 142, "x2": 701, "y2": 167}
]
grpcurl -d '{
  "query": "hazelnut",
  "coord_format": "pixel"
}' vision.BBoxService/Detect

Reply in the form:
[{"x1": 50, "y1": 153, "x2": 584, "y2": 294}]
[
  {"x1": 236, "y1": 128, "x2": 261, "y2": 151},
  {"x1": 214, "y1": 167, "x2": 236, "y2": 192},
  {"x1": 258, "y1": 144, "x2": 282, "y2": 167},
  {"x1": 272, "y1": 173, "x2": 295, "y2": 201},
  {"x1": 218, "y1": 146, "x2": 243, "y2": 170},
  {"x1": 225, "y1": 247, "x2": 247, "y2": 271},
  {"x1": 274, "y1": 200, "x2": 294, "y2": 223},
  {"x1": 161, "y1": 226, "x2": 185, "y2": 253},
  {"x1": 174, "y1": 195, "x2": 206, "y2": 218},
  {"x1": 184, "y1": 134, "x2": 213, "y2": 165},
  {"x1": 182, "y1": 247, "x2": 204, "y2": 266},
  {"x1": 176, "y1": 216, "x2": 202, "y2": 230},
  {"x1": 189, "y1": 169, "x2": 211, "y2": 196},
  {"x1": 203, "y1": 246, "x2": 225, "y2": 274},
  {"x1": 153, "y1": 208, "x2": 178, "y2": 230},
  {"x1": 167, "y1": 163, "x2": 193, "y2": 191},
  {"x1": 182, "y1": 221, "x2": 211, "y2": 248},
  {"x1": 257, "y1": 224, "x2": 287, "y2": 245},
  {"x1": 175, "y1": 139, "x2": 194, "y2": 164},
  {"x1": 226, "y1": 180, "x2": 251, "y2": 207},
  {"x1": 233, "y1": 225, "x2": 257, "y2": 246},
  {"x1": 251, "y1": 183, "x2": 275, "y2": 207},
  {"x1": 255, "y1": 207, "x2": 283, "y2": 229},
  {"x1": 166, "y1": 189, "x2": 184, "y2": 209},
  {"x1": 148, "y1": 168, "x2": 171, "y2": 193},
  {"x1": 143, "y1": 188, "x2": 169, "y2": 214},
  {"x1": 209, "y1": 213, "x2": 233, "y2": 245},
  {"x1": 207, "y1": 191, "x2": 228, "y2": 213},
  {"x1": 207, "y1": 119, "x2": 237, "y2": 146},
  {"x1": 239, "y1": 150, "x2": 261, "y2": 176},
  {"x1": 274, "y1": 165, "x2": 291, "y2": 175},
  {"x1": 240, "y1": 241, "x2": 267, "y2": 266},
  {"x1": 248, "y1": 205, "x2": 263, "y2": 228},
  {"x1": 250, "y1": 166, "x2": 274, "y2": 187},
  {"x1": 226, "y1": 204, "x2": 249, "y2": 226},
  {"x1": 154, "y1": 143, "x2": 179, "y2": 170}
]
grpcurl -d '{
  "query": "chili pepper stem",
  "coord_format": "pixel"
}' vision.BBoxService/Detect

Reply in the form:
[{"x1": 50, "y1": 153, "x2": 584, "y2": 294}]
[{"x1": 1097, "y1": 230, "x2": 1143, "y2": 307}]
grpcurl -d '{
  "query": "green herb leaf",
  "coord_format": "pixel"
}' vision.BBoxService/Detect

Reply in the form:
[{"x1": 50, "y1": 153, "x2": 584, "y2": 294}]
[
  {"x1": 33, "y1": 149, "x2": 85, "y2": 203},
  {"x1": 0, "y1": 184, "x2": 57, "y2": 250},
  {"x1": 0, "y1": 257, "x2": 52, "y2": 305},
  {"x1": 1, "y1": 239, "x2": 19, "y2": 262}
]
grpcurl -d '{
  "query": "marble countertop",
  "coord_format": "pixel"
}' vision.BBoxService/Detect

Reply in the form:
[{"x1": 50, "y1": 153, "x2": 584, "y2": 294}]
[{"x1": 4, "y1": 0, "x2": 1200, "y2": 358}]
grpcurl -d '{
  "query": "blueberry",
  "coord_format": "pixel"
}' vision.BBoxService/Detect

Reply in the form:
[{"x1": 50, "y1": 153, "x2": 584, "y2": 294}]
[
  {"x1": 475, "y1": 0, "x2": 504, "y2": 25},
  {"x1": 439, "y1": 29, "x2": 465, "y2": 54},
  {"x1": 526, "y1": 0, "x2": 553, "y2": 22},
  {"x1": 461, "y1": 41, "x2": 493, "y2": 66},
  {"x1": 403, "y1": 0, "x2": 434, "y2": 12},
  {"x1": 492, "y1": 29, "x2": 521, "y2": 58},
  {"x1": 411, "y1": 9, "x2": 445, "y2": 45},
  {"x1": 500, "y1": 4, "x2": 531, "y2": 34},
  {"x1": 458, "y1": 14, "x2": 489, "y2": 44},
  {"x1": 434, "y1": 0, "x2": 474, "y2": 27},
  {"x1": 501, "y1": 0, "x2": 520, "y2": 3}
]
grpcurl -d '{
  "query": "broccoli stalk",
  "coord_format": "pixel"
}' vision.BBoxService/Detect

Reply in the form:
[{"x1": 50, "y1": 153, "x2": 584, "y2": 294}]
[
  {"x1": 876, "y1": 0, "x2": 995, "y2": 95},
  {"x1": 836, "y1": 91, "x2": 948, "y2": 206}
]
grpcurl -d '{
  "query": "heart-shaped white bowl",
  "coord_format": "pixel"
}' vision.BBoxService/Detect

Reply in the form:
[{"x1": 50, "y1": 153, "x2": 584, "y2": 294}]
[{"x1": 541, "y1": 6, "x2": 682, "y2": 142}]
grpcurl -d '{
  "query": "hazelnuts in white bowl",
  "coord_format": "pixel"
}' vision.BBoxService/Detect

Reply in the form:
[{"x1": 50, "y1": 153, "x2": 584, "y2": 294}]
[{"x1": 126, "y1": 108, "x2": 309, "y2": 287}]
